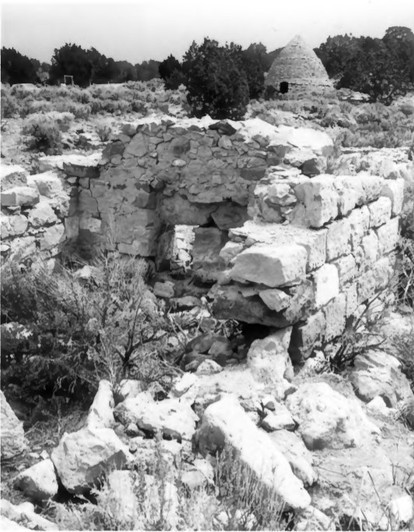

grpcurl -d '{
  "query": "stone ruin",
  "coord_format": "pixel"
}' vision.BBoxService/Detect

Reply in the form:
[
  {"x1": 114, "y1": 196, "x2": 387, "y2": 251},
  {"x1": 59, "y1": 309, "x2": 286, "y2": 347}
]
[
  {"x1": 265, "y1": 35, "x2": 334, "y2": 98},
  {"x1": 1, "y1": 115, "x2": 406, "y2": 363}
]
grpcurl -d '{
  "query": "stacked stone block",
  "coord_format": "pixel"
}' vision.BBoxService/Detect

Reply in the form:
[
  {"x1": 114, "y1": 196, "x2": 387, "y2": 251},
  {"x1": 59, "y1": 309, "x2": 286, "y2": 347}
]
[
  {"x1": 219, "y1": 170, "x2": 403, "y2": 360},
  {"x1": 1, "y1": 165, "x2": 71, "y2": 264}
]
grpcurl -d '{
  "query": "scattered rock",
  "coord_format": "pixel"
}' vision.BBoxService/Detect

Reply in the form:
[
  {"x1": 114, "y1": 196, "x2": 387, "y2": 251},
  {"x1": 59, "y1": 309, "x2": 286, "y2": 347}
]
[
  {"x1": 286, "y1": 381, "x2": 379, "y2": 450},
  {"x1": 114, "y1": 395, "x2": 198, "y2": 441},
  {"x1": 51, "y1": 426, "x2": 128, "y2": 494},
  {"x1": 194, "y1": 395, "x2": 311, "y2": 511},
  {"x1": 348, "y1": 350, "x2": 413, "y2": 408},
  {"x1": 13, "y1": 459, "x2": 58, "y2": 503},
  {"x1": 247, "y1": 329, "x2": 294, "y2": 398},
  {"x1": 87, "y1": 379, "x2": 115, "y2": 430},
  {"x1": 1, "y1": 390, "x2": 27, "y2": 460},
  {"x1": 196, "y1": 359, "x2": 223, "y2": 375},
  {"x1": 260, "y1": 403, "x2": 296, "y2": 432},
  {"x1": 269, "y1": 430, "x2": 317, "y2": 487},
  {"x1": 0, "y1": 499, "x2": 58, "y2": 530}
]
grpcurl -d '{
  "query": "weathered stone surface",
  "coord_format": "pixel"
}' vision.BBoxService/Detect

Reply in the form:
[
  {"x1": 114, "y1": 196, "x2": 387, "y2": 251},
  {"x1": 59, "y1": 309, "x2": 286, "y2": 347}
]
[
  {"x1": 247, "y1": 329, "x2": 294, "y2": 397},
  {"x1": 348, "y1": 206, "x2": 370, "y2": 249},
  {"x1": 381, "y1": 178, "x2": 404, "y2": 216},
  {"x1": 333, "y1": 176, "x2": 358, "y2": 216},
  {"x1": 289, "y1": 311, "x2": 325, "y2": 361},
  {"x1": 269, "y1": 430, "x2": 317, "y2": 486},
  {"x1": 114, "y1": 396, "x2": 198, "y2": 441},
  {"x1": 360, "y1": 174, "x2": 384, "y2": 203},
  {"x1": 196, "y1": 360, "x2": 223, "y2": 375},
  {"x1": 323, "y1": 294, "x2": 346, "y2": 340},
  {"x1": 312, "y1": 264, "x2": 339, "y2": 308},
  {"x1": 0, "y1": 164, "x2": 28, "y2": 191},
  {"x1": 230, "y1": 221, "x2": 327, "y2": 272},
  {"x1": 368, "y1": 197, "x2": 392, "y2": 228},
  {"x1": 259, "y1": 288, "x2": 291, "y2": 311},
  {"x1": 312, "y1": 436, "x2": 414, "y2": 530},
  {"x1": 348, "y1": 350, "x2": 413, "y2": 407},
  {"x1": 0, "y1": 214, "x2": 28, "y2": 237},
  {"x1": 195, "y1": 396, "x2": 311, "y2": 510},
  {"x1": 87, "y1": 380, "x2": 115, "y2": 430},
  {"x1": 51, "y1": 427, "x2": 128, "y2": 494},
  {"x1": 2, "y1": 186, "x2": 39, "y2": 207},
  {"x1": 27, "y1": 200, "x2": 57, "y2": 227},
  {"x1": 14, "y1": 459, "x2": 58, "y2": 502},
  {"x1": 326, "y1": 218, "x2": 351, "y2": 261},
  {"x1": 286, "y1": 381, "x2": 378, "y2": 450},
  {"x1": 376, "y1": 217, "x2": 400, "y2": 254},
  {"x1": 295, "y1": 175, "x2": 339, "y2": 228},
  {"x1": 0, "y1": 499, "x2": 58, "y2": 531},
  {"x1": 39, "y1": 153, "x2": 101, "y2": 175},
  {"x1": 1, "y1": 390, "x2": 27, "y2": 460},
  {"x1": 359, "y1": 230, "x2": 379, "y2": 266},
  {"x1": 211, "y1": 285, "x2": 290, "y2": 327},
  {"x1": 332, "y1": 254, "x2": 357, "y2": 287},
  {"x1": 27, "y1": 171, "x2": 66, "y2": 200},
  {"x1": 260, "y1": 404, "x2": 296, "y2": 432},
  {"x1": 230, "y1": 243, "x2": 307, "y2": 287},
  {"x1": 39, "y1": 223, "x2": 65, "y2": 250}
]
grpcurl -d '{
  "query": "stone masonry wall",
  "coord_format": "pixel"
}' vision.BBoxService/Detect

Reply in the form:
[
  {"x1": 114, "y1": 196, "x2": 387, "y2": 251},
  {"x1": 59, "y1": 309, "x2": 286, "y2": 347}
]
[{"x1": 1, "y1": 117, "x2": 405, "y2": 362}]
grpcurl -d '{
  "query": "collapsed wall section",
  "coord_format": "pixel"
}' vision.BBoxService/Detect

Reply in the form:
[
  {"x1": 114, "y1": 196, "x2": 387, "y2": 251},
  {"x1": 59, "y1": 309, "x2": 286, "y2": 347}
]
[{"x1": 0, "y1": 117, "x2": 405, "y2": 363}]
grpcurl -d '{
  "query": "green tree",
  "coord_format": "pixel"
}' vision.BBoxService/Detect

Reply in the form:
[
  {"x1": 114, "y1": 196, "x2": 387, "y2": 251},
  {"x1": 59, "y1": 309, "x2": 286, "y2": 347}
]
[
  {"x1": 1, "y1": 48, "x2": 39, "y2": 84},
  {"x1": 159, "y1": 54, "x2": 185, "y2": 89},
  {"x1": 135, "y1": 60, "x2": 160, "y2": 81},
  {"x1": 241, "y1": 43, "x2": 269, "y2": 99},
  {"x1": 49, "y1": 43, "x2": 93, "y2": 87},
  {"x1": 314, "y1": 34, "x2": 361, "y2": 79},
  {"x1": 183, "y1": 37, "x2": 249, "y2": 120}
]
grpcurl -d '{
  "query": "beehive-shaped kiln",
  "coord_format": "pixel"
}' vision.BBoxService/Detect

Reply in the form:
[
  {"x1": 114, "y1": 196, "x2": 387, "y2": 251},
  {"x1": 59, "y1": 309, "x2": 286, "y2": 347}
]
[{"x1": 265, "y1": 35, "x2": 333, "y2": 97}]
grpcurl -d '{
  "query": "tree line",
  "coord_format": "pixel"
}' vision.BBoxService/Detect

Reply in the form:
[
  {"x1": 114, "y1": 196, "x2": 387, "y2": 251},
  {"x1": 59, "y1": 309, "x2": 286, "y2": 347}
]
[
  {"x1": 1, "y1": 44, "x2": 160, "y2": 86},
  {"x1": 1, "y1": 26, "x2": 413, "y2": 117}
]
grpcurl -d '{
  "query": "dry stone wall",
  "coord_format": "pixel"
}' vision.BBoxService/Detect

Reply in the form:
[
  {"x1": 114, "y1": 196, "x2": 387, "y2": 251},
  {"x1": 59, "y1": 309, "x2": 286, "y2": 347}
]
[{"x1": 1, "y1": 116, "x2": 405, "y2": 361}]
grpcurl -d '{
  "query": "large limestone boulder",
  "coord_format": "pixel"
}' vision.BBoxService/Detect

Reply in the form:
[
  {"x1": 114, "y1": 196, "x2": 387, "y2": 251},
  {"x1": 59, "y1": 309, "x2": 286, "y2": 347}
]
[
  {"x1": 285, "y1": 382, "x2": 379, "y2": 450},
  {"x1": 194, "y1": 396, "x2": 311, "y2": 511},
  {"x1": 1, "y1": 390, "x2": 27, "y2": 460},
  {"x1": 51, "y1": 427, "x2": 128, "y2": 494},
  {"x1": 14, "y1": 459, "x2": 58, "y2": 502},
  {"x1": 269, "y1": 430, "x2": 317, "y2": 487},
  {"x1": 114, "y1": 394, "x2": 198, "y2": 441},
  {"x1": 312, "y1": 433, "x2": 414, "y2": 530},
  {"x1": 0, "y1": 500, "x2": 57, "y2": 530},
  {"x1": 348, "y1": 350, "x2": 414, "y2": 408}
]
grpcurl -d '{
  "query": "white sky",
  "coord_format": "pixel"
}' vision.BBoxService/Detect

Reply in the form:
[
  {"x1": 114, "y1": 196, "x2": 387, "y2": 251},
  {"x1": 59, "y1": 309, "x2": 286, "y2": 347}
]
[{"x1": 1, "y1": 0, "x2": 414, "y2": 64}]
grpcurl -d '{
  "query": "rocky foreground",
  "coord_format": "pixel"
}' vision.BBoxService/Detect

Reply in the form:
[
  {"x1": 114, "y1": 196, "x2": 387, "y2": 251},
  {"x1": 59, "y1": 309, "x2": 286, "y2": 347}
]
[{"x1": 2, "y1": 311, "x2": 414, "y2": 530}]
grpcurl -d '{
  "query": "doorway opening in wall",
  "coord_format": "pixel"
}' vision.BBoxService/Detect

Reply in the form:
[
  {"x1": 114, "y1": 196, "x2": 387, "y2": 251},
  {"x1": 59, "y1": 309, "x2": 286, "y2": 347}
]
[{"x1": 280, "y1": 81, "x2": 289, "y2": 94}]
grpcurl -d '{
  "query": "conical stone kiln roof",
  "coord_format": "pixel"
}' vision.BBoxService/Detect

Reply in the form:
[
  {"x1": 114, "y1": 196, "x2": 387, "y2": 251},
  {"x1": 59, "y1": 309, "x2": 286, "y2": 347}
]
[{"x1": 265, "y1": 35, "x2": 332, "y2": 88}]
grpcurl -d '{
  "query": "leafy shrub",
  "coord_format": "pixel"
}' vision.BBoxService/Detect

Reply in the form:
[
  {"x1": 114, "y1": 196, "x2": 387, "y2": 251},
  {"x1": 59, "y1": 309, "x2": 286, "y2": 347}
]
[
  {"x1": 23, "y1": 119, "x2": 63, "y2": 154},
  {"x1": 1, "y1": 91, "x2": 20, "y2": 118},
  {"x1": 24, "y1": 111, "x2": 74, "y2": 132},
  {"x1": 54, "y1": 99, "x2": 91, "y2": 119},
  {"x1": 21, "y1": 99, "x2": 54, "y2": 115},
  {"x1": 96, "y1": 123, "x2": 112, "y2": 142},
  {"x1": 396, "y1": 237, "x2": 414, "y2": 308},
  {"x1": 1, "y1": 252, "x2": 180, "y2": 403}
]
